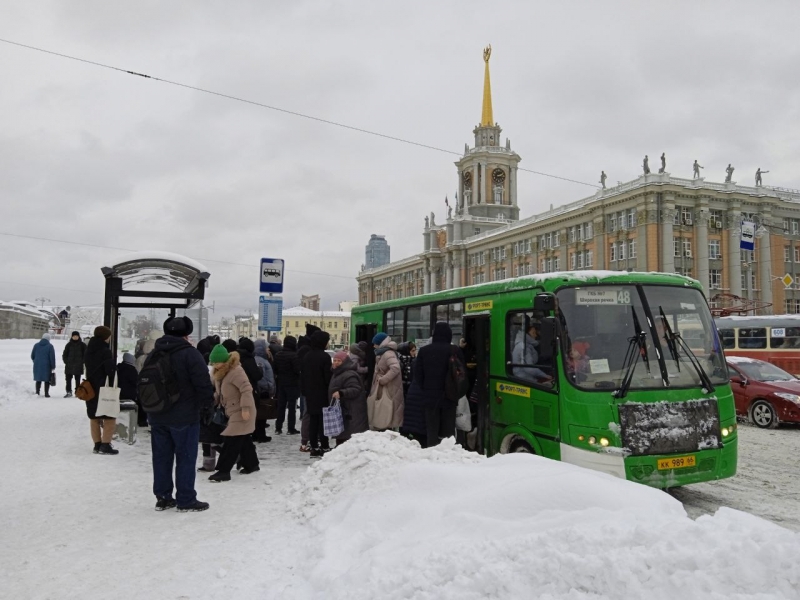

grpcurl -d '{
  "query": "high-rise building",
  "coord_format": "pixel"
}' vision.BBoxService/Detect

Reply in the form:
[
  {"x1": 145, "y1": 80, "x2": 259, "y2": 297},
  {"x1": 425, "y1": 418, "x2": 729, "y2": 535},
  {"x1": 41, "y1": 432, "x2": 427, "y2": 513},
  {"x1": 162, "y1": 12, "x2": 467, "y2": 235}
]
[
  {"x1": 365, "y1": 234, "x2": 391, "y2": 269},
  {"x1": 300, "y1": 294, "x2": 320, "y2": 311}
]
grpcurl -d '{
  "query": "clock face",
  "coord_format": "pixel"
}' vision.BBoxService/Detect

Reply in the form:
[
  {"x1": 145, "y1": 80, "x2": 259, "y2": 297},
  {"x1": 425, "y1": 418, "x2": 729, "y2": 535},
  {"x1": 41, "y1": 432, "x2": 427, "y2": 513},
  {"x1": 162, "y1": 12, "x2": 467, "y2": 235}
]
[
  {"x1": 462, "y1": 171, "x2": 473, "y2": 189},
  {"x1": 492, "y1": 168, "x2": 506, "y2": 185}
]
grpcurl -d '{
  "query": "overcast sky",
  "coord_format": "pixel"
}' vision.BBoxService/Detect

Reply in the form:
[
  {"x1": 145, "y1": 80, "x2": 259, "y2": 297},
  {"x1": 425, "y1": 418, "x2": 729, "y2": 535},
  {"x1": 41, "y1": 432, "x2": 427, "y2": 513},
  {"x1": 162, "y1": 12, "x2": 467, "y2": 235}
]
[{"x1": 2, "y1": 1, "x2": 799, "y2": 319}]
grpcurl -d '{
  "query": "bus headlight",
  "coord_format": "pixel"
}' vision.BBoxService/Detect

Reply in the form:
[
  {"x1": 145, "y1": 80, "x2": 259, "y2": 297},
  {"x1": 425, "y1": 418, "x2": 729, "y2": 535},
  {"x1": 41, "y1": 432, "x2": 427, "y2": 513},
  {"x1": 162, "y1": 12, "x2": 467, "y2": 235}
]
[
  {"x1": 775, "y1": 393, "x2": 800, "y2": 405},
  {"x1": 599, "y1": 437, "x2": 610, "y2": 447},
  {"x1": 588, "y1": 436, "x2": 597, "y2": 445},
  {"x1": 721, "y1": 427, "x2": 729, "y2": 437}
]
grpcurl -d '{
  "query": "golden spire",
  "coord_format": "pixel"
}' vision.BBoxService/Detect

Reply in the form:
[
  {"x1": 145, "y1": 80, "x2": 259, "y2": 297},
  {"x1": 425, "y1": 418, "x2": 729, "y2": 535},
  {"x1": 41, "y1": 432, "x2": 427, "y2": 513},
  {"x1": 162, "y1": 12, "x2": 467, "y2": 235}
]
[{"x1": 480, "y1": 44, "x2": 494, "y2": 127}]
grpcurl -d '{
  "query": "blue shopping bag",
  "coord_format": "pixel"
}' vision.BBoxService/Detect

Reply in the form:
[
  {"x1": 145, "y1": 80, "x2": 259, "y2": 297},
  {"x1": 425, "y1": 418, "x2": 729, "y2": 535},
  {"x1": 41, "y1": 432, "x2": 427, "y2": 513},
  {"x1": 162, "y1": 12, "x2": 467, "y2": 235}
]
[{"x1": 323, "y1": 398, "x2": 344, "y2": 438}]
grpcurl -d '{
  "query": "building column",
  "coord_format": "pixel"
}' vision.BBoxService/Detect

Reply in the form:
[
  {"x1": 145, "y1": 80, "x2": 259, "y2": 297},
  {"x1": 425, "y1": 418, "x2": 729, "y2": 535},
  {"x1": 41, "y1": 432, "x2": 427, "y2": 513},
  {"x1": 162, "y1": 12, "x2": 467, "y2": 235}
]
[
  {"x1": 728, "y1": 207, "x2": 742, "y2": 296},
  {"x1": 695, "y1": 204, "x2": 710, "y2": 296},
  {"x1": 759, "y1": 211, "x2": 773, "y2": 312},
  {"x1": 661, "y1": 202, "x2": 676, "y2": 273},
  {"x1": 593, "y1": 216, "x2": 605, "y2": 268},
  {"x1": 445, "y1": 259, "x2": 453, "y2": 289},
  {"x1": 423, "y1": 263, "x2": 431, "y2": 294},
  {"x1": 511, "y1": 166, "x2": 518, "y2": 207},
  {"x1": 473, "y1": 163, "x2": 480, "y2": 204},
  {"x1": 429, "y1": 266, "x2": 437, "y2": 293}
]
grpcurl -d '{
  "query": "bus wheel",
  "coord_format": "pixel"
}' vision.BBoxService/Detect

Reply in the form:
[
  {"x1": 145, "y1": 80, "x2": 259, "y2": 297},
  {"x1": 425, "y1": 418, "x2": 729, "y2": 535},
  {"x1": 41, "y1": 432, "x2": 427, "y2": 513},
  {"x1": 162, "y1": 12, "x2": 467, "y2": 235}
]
[
  {"x1": 750, "y1": 400, "x2": 778, "y2": 429},
  {"x1": 509, "y1": 439, "x2": 534, "y2": 454}
]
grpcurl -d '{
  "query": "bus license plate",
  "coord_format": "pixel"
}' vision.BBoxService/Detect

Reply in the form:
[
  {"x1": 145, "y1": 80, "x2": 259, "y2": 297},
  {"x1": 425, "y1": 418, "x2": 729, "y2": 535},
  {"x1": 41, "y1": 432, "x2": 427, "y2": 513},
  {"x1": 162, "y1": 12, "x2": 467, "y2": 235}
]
[{"x1": 657, "y1": 455, "x2": 697, "y2": 470}]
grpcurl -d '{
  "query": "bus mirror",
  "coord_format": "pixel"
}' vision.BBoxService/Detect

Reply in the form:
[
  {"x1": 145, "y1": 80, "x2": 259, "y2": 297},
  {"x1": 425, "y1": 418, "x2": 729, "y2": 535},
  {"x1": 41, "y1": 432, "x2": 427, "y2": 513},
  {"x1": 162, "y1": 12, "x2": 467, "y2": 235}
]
[
  {"x1": 539, "y1": 317, "x2": 557, "y2": 351},
  {"x1": 534, "y1": 293, "x2": 556, "y2": 313}
]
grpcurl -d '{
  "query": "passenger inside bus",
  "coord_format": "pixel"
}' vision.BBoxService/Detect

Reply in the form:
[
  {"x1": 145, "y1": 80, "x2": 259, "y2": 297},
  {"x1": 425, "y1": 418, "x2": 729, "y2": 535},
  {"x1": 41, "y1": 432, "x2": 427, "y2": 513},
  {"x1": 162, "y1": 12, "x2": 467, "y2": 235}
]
[{"x1": 511, "y1": 318, "x2": 552, "y2": 383}]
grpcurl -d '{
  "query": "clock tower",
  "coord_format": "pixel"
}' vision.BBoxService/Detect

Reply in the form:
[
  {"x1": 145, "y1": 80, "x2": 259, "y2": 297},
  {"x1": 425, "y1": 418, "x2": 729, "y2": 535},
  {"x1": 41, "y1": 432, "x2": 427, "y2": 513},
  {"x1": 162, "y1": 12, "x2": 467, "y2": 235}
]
[{"x1": 454, "y1": 45, "x2": 521, "y2": 225}]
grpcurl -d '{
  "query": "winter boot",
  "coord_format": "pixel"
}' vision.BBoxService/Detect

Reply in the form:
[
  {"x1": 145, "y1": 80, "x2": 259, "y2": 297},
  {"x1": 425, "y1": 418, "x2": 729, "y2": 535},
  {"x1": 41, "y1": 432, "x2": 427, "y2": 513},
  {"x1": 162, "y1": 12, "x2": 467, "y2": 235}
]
[
  {"x1": 97, "y1": 443, "x2": 119, "y2": 455},
  {"x1": 64, "y1": 392, "x2": 73, "y2": 398},
  {"x1": 93, "y1": 442, "x2": 101, "y2": 454},
  {"x1": 309, "y1": 448, "x2": 323, "y2": 458},
  {"x1": 155, "y1": 497, "x2": 177, "y2": 511},
  {"x1": 208, "y1": 472, "x2": 231, "y2": 483},
  {"x1": 177, "y1": 500, "x2": 210, "y2": 512}
]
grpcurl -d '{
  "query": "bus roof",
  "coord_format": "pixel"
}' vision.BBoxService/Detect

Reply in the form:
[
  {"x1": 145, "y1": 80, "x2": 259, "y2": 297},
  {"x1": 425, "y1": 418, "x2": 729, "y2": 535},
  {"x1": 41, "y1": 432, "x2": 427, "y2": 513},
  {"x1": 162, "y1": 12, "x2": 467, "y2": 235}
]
[
  {"x1": 354, "y1": 270, "x2": 702, "y2": 313},
  {"x1": 715, "y1": 314, "x2": 800, "y2": 329}
]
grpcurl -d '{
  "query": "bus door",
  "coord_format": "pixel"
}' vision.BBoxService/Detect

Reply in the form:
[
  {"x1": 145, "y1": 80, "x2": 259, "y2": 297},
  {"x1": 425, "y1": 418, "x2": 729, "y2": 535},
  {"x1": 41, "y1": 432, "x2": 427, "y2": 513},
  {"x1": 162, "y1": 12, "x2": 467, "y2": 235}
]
[
  {"x1": 355, "y1": 323, "x2": 377, "y2": 345},
  {"x1": 463, "y1": 315, "x2": 490, "y2": 455}
]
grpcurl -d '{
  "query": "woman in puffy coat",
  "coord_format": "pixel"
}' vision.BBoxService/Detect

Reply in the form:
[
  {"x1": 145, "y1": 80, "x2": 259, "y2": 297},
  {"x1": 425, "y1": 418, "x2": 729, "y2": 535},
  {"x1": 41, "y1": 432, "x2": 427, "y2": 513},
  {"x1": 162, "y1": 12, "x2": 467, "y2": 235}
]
[
  {"x1": 329, "y1": 351, "x2": 368, "y2": 445},
  {"x1": 61, "y1": 331, "x2": 86, "y2": 398},
  {"x1": 367, "y1": 333, "x2": 403, "y2": 429},
  {"x1": 84, "y1": 326, "x2": 118, "y2": 455},
  {"x1": 31, "y1": 333, "x2": 56, "y2": 397},
  {"x1": 208, "y1": 344, "x2": 258, "y2": 482}
]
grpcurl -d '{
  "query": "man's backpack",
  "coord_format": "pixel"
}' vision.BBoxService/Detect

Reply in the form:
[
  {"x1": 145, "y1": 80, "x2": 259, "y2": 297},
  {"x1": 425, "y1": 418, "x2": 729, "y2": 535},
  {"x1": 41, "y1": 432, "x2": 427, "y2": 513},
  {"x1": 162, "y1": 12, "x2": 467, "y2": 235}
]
[
  {"x1": 445, "y1": 348, "x2": 469, "y2": 402},
  {"x1": 138, "y1": 349, "x2": 181, "y2": 414}
]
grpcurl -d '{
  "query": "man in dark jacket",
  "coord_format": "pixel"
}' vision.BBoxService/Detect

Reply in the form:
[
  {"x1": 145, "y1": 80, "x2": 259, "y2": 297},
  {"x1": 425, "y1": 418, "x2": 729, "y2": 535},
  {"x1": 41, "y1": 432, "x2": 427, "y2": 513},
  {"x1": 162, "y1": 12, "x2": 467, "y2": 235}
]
[
  {"x1": 238, "y1": 337, "x2": 271, "y2": 443},
  {"x1": 84, "y1": 326, "x2": 117, "y2": 454},
  {"x1": 301, "y1": 330, "x2": 332, "y2": 457},
  {"x1": 147, "y1": 316, "x2": 215, "y2": 513},
  {"x1": 296, "y1": 324, "x2": 320, "y2": 449},
  {"x1": 62, "y1": 331, "x2": 86, "y2": 398},
  {"x1": 407, "y1": 322, "x2": 458, "y2": 447},
  {"x1": 117, "y1": 352, "x2": 147, "y2": 427},
  {"x1": 273, "y1": 335, "x2": 301, "y2": 434},
  {"x1": 196, "y1": 335, "x2": 220, "y2": 365},
  {"x1": 268, "y1": 335, "x2": 283, "y2": 360}
]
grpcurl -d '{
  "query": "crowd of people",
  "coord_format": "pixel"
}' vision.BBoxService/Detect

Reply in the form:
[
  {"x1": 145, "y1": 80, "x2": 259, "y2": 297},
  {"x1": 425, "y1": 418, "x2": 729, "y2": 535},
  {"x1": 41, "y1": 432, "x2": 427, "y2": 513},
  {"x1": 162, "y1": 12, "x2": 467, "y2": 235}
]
[{"x1": 30, "y1": 316, "x2": 466, "y2": 513}]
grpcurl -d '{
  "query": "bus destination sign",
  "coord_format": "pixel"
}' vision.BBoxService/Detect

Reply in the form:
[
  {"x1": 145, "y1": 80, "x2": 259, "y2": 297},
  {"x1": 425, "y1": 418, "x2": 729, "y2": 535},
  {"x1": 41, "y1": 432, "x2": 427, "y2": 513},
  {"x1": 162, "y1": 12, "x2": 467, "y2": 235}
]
[{"x1": 575, "y1": 289, "x2": 631, "y2": 306}]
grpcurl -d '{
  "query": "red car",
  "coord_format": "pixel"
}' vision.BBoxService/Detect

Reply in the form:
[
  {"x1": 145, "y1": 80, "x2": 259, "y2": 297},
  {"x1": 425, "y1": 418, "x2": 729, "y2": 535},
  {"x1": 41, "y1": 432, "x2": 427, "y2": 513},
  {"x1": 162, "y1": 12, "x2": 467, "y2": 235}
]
[{"x1": 727, "y1": 357, "x2": 800, "y2": 428}]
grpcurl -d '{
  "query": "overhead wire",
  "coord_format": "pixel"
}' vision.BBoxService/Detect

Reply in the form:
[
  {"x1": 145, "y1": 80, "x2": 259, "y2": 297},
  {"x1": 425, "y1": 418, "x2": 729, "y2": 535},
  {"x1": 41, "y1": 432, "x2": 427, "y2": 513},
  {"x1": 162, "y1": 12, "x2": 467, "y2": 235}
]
[
  {"x1": 0, "y1": 37, "x2": 599, "y2": 189},
  {"x1": 0, "y1": 231, "x2": 355, "y2": 280}
]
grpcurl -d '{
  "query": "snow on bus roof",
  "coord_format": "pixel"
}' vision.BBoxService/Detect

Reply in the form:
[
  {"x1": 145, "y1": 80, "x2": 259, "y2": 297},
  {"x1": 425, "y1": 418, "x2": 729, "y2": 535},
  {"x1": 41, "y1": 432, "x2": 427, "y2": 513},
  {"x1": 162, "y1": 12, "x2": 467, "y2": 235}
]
[{"x1": 716, "y1": 314, "x2": 800, "y2": 321}]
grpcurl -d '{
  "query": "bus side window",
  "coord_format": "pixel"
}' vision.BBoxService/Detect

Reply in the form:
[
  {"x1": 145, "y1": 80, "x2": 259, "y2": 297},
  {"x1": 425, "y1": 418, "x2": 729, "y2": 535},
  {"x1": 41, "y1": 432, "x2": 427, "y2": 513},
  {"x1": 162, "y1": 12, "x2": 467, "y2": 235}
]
[
  {"x1": 739, "y1": 328, "x2": 766, "y2": 349},
  {"x1": 719, "y1": 329, "x2": 735, "y2": 350},
  {"x1": 506, "y1": 311, "x2": 553, "y2": 387}
]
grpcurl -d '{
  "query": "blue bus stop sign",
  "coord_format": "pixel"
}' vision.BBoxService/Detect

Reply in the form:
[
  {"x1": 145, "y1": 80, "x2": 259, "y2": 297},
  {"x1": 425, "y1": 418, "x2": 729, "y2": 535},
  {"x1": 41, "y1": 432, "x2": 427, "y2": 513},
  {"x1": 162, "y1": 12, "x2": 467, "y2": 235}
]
[{"x1": 260, "y1": 258, "x2": 284, "y2": 294}]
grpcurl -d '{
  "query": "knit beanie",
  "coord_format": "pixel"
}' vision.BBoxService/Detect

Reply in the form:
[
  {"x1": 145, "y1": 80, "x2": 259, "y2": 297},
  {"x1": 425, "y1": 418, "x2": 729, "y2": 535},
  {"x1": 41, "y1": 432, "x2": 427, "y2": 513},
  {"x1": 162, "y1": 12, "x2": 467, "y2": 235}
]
[
  {"x1": 42, "y1": 333, "x2": 51, "y2": 341},
  {"x1": 208, "y1": 344, "x2": 230, "y2": 364},
  {"x1": 372, "y1": 332, "x2": 389, "y2": 346},
  {"x1": 122, "y1": 352, "x2": 135, "y2": 366},
  {"x1": 222, "y1": 339, "x2": 238, "y2": 353},
  {"x1": 70, "y1": 331, "x2": 81, "y2": 338},
  {"x1": 333, "y1": 351, "x2": 348, "y2": 362},
  {"x1": 94, "y1": 325, "x2": 112, "y2": 340}
]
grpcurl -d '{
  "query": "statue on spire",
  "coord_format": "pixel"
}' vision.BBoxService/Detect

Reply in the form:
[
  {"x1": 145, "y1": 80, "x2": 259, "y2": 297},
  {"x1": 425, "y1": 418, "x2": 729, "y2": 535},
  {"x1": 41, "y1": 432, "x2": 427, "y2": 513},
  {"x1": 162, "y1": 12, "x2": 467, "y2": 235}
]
[
  {"x1": 483, "y1": 45, "x2": 492, "y2": 63},
  {"x1": 480, "y1": 45, "x2": 494, "y2": 127}
]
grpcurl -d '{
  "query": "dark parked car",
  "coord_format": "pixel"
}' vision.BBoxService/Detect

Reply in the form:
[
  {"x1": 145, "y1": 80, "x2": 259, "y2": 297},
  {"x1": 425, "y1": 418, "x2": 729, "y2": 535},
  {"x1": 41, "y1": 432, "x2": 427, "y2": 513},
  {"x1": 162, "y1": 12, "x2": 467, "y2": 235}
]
[{"x1": 727, "y1": 357, "x2": 800, "y2": 428}]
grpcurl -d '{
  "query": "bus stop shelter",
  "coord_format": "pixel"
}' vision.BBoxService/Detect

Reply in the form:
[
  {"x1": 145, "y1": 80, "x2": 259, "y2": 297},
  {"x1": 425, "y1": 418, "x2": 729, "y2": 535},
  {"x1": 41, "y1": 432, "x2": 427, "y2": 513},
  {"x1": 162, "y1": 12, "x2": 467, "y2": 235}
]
[{"x1": 101, "y1": 252, "x2": 210, "y2": 355}]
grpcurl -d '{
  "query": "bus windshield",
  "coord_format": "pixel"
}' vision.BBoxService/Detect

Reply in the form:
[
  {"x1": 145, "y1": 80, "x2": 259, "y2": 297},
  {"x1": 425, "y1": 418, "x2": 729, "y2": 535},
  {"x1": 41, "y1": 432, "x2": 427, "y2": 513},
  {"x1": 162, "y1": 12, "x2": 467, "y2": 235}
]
[{"x1": 557, "y1": 285, "x2": 728, "y2": 391}]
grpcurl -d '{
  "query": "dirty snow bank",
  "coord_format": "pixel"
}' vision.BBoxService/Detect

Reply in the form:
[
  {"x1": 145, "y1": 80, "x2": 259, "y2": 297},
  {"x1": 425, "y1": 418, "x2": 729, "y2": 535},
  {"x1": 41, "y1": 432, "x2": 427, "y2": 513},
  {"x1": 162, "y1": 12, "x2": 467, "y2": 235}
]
[{"x1": 279, "y1": 431, "x2": 800, "y2": 600}]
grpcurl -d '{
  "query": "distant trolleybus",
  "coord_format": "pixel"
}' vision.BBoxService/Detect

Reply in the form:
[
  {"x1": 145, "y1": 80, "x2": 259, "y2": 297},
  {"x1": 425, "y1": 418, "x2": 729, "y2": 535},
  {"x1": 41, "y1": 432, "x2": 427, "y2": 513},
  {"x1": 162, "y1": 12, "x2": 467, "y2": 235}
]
[
  {"x1": 352, "y1": 271, "x2": 737, "y2": 488},
  {"x1": 715, "y1": 315, "x2": 800, "y2": 377}
]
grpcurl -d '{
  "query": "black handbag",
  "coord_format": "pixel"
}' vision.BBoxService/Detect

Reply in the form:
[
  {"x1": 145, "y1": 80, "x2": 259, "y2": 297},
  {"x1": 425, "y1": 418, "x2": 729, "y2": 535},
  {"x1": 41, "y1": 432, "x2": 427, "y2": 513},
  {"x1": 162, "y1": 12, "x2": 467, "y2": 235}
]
[
  {"x1": 211, "y1": 405, "x2": 229, "y2": 427},
  {"x1": 49, "y1": 372, "x2": 57, "y2": 387}
]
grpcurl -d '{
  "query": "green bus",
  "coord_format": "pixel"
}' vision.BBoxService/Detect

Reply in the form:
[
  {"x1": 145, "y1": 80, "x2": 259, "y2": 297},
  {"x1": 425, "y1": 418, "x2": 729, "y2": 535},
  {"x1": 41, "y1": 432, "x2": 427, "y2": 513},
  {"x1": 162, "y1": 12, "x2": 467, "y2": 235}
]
[{"x1": 351, "y1": 271, "x2": 737, "y2": 488}]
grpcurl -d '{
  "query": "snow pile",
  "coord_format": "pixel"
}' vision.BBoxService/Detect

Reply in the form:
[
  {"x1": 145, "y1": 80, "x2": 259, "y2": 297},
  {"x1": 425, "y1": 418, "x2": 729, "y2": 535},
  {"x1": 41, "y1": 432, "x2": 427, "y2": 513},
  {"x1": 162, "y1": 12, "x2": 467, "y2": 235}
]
[
  {"x1": 287, "y1": 431, "x2": 482, "y2": 519},
  {"x1": 0, "y1": 362, "x2": 31, "y2": 406},
  {"x1": 278, "y1": 437, "x2": 800, "y2": 600}
]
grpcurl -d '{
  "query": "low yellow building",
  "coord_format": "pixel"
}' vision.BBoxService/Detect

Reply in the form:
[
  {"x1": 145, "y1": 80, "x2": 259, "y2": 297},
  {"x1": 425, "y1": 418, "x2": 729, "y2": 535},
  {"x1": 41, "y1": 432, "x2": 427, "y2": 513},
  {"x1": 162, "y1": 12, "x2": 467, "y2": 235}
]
[{"x1": 281, "y1": 306, "x2": 351, "y2": 349}]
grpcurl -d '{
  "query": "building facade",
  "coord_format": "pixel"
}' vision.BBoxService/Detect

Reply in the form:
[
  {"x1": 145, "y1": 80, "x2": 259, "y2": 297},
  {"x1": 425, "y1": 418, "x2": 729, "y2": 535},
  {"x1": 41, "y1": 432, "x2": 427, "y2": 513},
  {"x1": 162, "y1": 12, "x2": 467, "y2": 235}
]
[
  {"x1": 365, "y1": 234, "x2": 391, "y2": 269},
  {"x1": 300, "y1": 294, "x2": 321, "y2": 311},
  {"x1": 357, "y1": 50, "x2": 800, "y2": 315}
]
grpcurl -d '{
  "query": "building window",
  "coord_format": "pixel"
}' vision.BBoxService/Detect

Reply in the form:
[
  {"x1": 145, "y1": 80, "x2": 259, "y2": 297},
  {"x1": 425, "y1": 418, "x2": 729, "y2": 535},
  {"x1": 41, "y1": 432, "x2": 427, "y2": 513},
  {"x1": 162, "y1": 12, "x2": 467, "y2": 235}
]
[
  {"x1": 627, "y1": 209, "x2": 636, "y2": 229},
  {"x1": 673, "y1": 238, "x2": 681, "y2": 257},
  {"x1": 586, "y1": 250, "x2": 593, "y2": 267},
  {"x1": 786, "y1": 299, "x2": 800, "y2": 314},
  {"x1": 680, "y1": 206, "x2": 693, "y2": 224},
  {"x1": 609, "y1": 214, "x2": 617, "y2": 232},
  {"x1": 618, "y1": 240, "x2": 626, "y2": 261},
  {"x1": 786, "y1": 246, "x2": 791, "y2": 262},
  {"x1": 794, "y1": 221, "x2": 799, "y2": 235},
  {"x1": 629, "y1": 239, "x2": 636, "y2": 259},
  {"x1": 610, "y1": 243, "x2": 617, "y2": 262},
  {"x1": 682, "y1": 240, "x2": 692, "y2": 257},
  {"x1": 709, "y1": 269, "x2": 721, "y2": 289},
  {"x1": 795, "y1": 247, "x2": 800, "y2": 263},
  {"x1": 710, "y1": 209, "x2": 723, "y2": 227},
  {"x1": 493, "y1": 186, "x2": 504, "y2": 204},
  {"x1": 709, "y1": 240, "x2": 721, "y2": 260}
]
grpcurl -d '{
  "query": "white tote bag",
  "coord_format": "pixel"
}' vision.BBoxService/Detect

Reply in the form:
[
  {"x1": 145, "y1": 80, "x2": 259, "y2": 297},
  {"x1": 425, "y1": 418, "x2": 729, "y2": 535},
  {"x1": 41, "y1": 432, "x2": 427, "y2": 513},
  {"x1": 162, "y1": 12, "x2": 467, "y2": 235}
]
[
  {"x1": 455, "y1": 395, "x2": 472, "y2": 432},
  {"x1": 95, "y1": 377, "x2": 121, "y2": 419}
]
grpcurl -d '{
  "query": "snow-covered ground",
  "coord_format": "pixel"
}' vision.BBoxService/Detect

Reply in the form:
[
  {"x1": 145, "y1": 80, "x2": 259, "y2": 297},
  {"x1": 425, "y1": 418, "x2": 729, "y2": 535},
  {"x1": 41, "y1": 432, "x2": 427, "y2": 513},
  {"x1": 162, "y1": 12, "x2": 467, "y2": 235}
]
[{"x1": 1, "y1": 338, "x2": 799, "y2": 599}]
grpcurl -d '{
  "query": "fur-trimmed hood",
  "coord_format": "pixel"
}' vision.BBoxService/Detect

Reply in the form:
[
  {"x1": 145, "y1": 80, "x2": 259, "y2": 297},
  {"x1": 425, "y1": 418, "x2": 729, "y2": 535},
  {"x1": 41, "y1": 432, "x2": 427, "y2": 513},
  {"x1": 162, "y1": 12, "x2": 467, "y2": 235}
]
[{"x1": 212, "y1": 351, "x2": 241, "y2": 381}]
